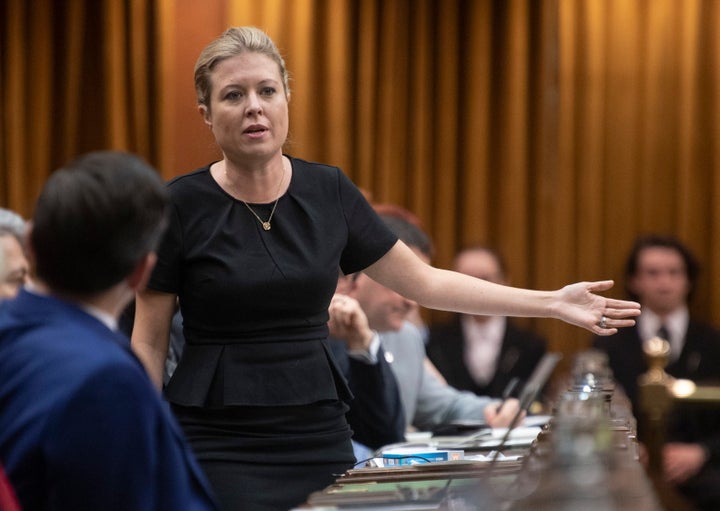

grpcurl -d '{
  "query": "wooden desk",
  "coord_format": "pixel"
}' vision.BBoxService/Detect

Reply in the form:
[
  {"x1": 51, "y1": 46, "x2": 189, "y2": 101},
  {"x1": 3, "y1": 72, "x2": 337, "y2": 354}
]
[{"x1": 300, "y1": 397, "x2": 664, "y2": 510}]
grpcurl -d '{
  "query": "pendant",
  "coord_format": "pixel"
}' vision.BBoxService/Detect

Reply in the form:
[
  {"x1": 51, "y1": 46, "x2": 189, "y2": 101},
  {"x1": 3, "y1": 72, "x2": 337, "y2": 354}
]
[{"x1": 262, "y1": 222, "x2": 271, "y2": 231}]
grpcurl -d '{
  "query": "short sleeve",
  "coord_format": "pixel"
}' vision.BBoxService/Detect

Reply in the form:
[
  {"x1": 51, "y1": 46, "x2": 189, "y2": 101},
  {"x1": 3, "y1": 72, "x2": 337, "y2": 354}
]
[
  {"x1": 148, "y1": 199, "x2": 183, "y2": 294},
  {"x1": 336, "y1": 171, "x2": 397, "y2": 275}
]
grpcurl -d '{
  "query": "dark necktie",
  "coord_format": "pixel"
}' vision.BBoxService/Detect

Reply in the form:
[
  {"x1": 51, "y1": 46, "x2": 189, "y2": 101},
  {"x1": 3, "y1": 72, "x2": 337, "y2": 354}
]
[
  {"x1": 656, "y1": 324, "x2": 675, "y2": 359},
  {"x1": 656, "y1": 324, "x2": 670, "y2": 342}
]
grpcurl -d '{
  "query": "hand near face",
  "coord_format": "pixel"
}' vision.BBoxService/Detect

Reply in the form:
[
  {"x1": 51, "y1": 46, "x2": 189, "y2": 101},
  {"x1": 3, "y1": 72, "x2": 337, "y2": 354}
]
[{"x1": 327, "y1": 294, "x2": 375, "y2": 352}]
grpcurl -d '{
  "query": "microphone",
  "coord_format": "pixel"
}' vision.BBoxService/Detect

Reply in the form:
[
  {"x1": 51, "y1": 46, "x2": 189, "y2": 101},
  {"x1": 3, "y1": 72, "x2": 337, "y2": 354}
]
[
  {"x1": 494, "y1": 377, "x2": 520, "y2": 415},
  {"x1": 487, "y1": 353, "x2": 561, "y2": 468}
]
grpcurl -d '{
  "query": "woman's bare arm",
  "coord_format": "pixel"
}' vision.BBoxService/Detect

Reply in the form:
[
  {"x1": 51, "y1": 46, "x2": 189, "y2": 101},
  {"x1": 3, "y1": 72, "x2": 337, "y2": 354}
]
[
  {"x1": 364, "y1": 241, "x2": 640, "y2": 335},
  {"x1": 130, "y1": 289, "x2": 176, "y2": 389}
]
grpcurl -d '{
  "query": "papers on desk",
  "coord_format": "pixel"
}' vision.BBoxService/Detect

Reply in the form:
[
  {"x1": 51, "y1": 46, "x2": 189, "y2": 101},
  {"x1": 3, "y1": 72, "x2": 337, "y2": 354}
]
[
  {"x1": 405, "y1": 415, "x2": 550, "y2": 443},
  {"x1": 391, "y1": 419, "x2": 547, "y2": 456},
  {"x1": 488, "y1": 426, "x2": 543, "y2": 439},
  {"x1": 404, "y1": 431, "x2": 433, "y2": 443},
  {"x1": 522, "y1": 414, "x2": 552, "y2": 427},
  {"x1": 433, "y1": 425, "x2": 542, "y2": 450},
  {"x1": 373, "y1": 425, "x2": 541, "y2": 468},
  {"x1": 465, "y1": 451, "x2": 522, "y2": 462}
]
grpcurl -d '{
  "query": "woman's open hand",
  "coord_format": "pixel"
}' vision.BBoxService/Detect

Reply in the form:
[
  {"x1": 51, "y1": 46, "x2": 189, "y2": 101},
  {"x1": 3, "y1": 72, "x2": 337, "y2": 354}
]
[{"x1": 552, "y1": 280, "x2": 641, "y2": 335}]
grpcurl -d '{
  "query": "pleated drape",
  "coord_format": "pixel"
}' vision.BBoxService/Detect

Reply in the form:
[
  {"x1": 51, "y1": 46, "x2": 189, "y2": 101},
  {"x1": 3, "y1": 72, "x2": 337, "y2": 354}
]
[
  {"x1": 2, "y1": 0, "x2": 719, "y2": 362},
  {"x1": 0, "y1": 0, "x2": 160, "y2": 217}
]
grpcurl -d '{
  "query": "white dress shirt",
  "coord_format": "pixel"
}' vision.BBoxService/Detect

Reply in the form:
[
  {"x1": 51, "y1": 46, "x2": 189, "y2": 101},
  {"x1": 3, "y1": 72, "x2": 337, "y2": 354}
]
[{"x1": 462, "y1": 315, "x2": 506, "y2": 385}]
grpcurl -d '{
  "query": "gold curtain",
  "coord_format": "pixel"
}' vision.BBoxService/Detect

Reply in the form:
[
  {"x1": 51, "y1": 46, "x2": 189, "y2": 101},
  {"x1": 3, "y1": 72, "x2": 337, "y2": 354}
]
[
  {"x1": 2, "y1": 0, "x2": 719, "y2": 362},
  {"x1": 0, "y1": 0, "x2": 161, "y2": 217},
  {"x1": 550, "y1": 0, "x2": 720, "y2": 352}
]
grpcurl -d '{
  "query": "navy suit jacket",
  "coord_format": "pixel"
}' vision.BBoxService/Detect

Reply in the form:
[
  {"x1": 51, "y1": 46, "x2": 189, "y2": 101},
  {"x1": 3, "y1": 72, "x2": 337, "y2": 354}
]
[
  {"x1": 427, "y1": 317, "x2": 547, "y2": 399},
  {"x1": 0, "y1": 290, "x2": 218, "y2": 511},
  {"x1": 328, "y1": 338, "x2": 405, "y2": 450}
]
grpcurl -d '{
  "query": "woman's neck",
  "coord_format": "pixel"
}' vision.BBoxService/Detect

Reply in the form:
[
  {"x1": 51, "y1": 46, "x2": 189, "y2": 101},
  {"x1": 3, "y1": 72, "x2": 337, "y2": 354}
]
[{"x1": 214, "y1": 154, "x2": 288, "y2": 203}]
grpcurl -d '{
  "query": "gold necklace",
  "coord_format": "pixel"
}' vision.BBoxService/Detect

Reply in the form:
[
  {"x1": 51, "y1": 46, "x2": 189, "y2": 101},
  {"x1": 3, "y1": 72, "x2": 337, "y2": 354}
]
[{"x1": 240, "y1": 163, "x2": 286, "y2": 231}]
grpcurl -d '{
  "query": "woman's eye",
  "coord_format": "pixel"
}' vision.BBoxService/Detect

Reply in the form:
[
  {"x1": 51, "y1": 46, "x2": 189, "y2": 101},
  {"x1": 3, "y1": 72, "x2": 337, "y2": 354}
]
[
  {"x1": 260, "y1": 87, "x2": 276, "y2": 96},
  {"x1": 225, "y1": 91, "x2": 242, "y2": 100}
]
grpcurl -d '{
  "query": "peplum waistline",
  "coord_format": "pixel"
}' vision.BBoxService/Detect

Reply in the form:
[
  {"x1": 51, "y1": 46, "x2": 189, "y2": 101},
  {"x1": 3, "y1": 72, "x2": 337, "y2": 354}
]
[
  {"x1": 183, "y1": 324, "x2": 329, "y2": 345},
  {"x1": 164, "y1": 337, "x2": 352, "y2": 408}
]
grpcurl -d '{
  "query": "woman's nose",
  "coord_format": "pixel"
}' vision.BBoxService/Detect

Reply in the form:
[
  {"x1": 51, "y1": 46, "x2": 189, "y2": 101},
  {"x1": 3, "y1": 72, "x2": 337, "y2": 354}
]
[{"x1": 245, "y1": 93, "x2": 262, "y2": 115}]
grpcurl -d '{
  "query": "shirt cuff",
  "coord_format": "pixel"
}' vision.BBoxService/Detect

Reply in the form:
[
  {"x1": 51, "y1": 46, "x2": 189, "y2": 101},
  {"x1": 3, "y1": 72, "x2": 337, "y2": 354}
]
[{"x1": 348, "y1": 331, "x2": 381, "y2": 364}]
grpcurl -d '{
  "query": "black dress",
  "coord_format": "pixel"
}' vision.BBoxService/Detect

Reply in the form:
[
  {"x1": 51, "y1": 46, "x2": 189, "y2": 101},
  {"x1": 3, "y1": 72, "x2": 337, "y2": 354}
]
[{"x1": 149, "y1": 156, "x2": 397, "y2": 511}]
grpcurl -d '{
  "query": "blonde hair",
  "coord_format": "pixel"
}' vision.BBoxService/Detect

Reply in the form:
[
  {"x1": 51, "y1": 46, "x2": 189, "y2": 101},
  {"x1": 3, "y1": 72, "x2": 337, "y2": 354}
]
[{"x1": 194, "y1": 26, "x2": 290, "y2": 109}]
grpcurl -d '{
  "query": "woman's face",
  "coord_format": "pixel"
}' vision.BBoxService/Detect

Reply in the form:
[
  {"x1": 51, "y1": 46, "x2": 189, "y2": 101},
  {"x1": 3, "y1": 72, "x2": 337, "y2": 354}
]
[{"x1": 201, "y1": 52, "x2": 289, "y2": 163}]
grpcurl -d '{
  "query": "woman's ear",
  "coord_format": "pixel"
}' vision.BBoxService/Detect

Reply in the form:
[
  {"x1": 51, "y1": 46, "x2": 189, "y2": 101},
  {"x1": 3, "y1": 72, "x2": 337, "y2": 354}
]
[{"x1": 198, "y1": 105, "x2": 212, "y2": 128}]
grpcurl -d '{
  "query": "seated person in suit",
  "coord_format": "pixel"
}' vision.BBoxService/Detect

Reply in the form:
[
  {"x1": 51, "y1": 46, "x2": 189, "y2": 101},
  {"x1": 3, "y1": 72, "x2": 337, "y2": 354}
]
[
  {"x1": 593, "y1": 234, "x2": 720, "y2": 511},
  {"x1": 0, "y1": 151, "x2": 217, "y2": 511},
  {"x1": 328, "y1": 287, "x2": 406, "y2": 456},
  {"x1": 0, "y1": 208, "x2": 30, "y2": 300},
  {"x1": 427, "y1": 245, "x2": 547, "y2": 399},
  {"x1": 329, "y1": 209, "x2": 521, "y2": 441}
]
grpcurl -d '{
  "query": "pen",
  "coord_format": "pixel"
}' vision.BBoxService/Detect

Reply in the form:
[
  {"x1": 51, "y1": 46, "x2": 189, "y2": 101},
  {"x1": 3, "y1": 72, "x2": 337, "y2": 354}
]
[{"x1": 495, "y1": 377, "x2": 520, "y2": 414}]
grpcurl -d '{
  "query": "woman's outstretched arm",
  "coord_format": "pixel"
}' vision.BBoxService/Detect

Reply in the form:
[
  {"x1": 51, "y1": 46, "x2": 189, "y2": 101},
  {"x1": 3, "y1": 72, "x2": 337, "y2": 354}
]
[{"x1": 364, "y1": 241, "x2": 640, "y2": 335}]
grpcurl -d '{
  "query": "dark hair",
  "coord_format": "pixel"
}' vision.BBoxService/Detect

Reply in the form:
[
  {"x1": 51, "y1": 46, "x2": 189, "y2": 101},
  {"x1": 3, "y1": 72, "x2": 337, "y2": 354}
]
[
  {"x1": 374, "y1": 204, "x2": 433, "y2": 259},
  {"x1": 624, "y1": 234, "x2": 700, "y2": 301},
  {"x1": 31, "y1": 151, "x2": 169, "y2": 294}
]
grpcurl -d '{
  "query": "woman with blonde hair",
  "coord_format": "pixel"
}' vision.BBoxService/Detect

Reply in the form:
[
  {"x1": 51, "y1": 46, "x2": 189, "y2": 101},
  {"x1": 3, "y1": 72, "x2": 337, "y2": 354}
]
[{"x1": 131, "y1": 26, "x2": 640, "y2": 510}]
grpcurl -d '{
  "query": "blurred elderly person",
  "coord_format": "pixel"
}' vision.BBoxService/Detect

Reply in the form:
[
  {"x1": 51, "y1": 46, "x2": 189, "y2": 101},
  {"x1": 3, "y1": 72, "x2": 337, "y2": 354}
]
[{"x1": 0, "y1": 208, "x2": 29, "y2": 299}]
